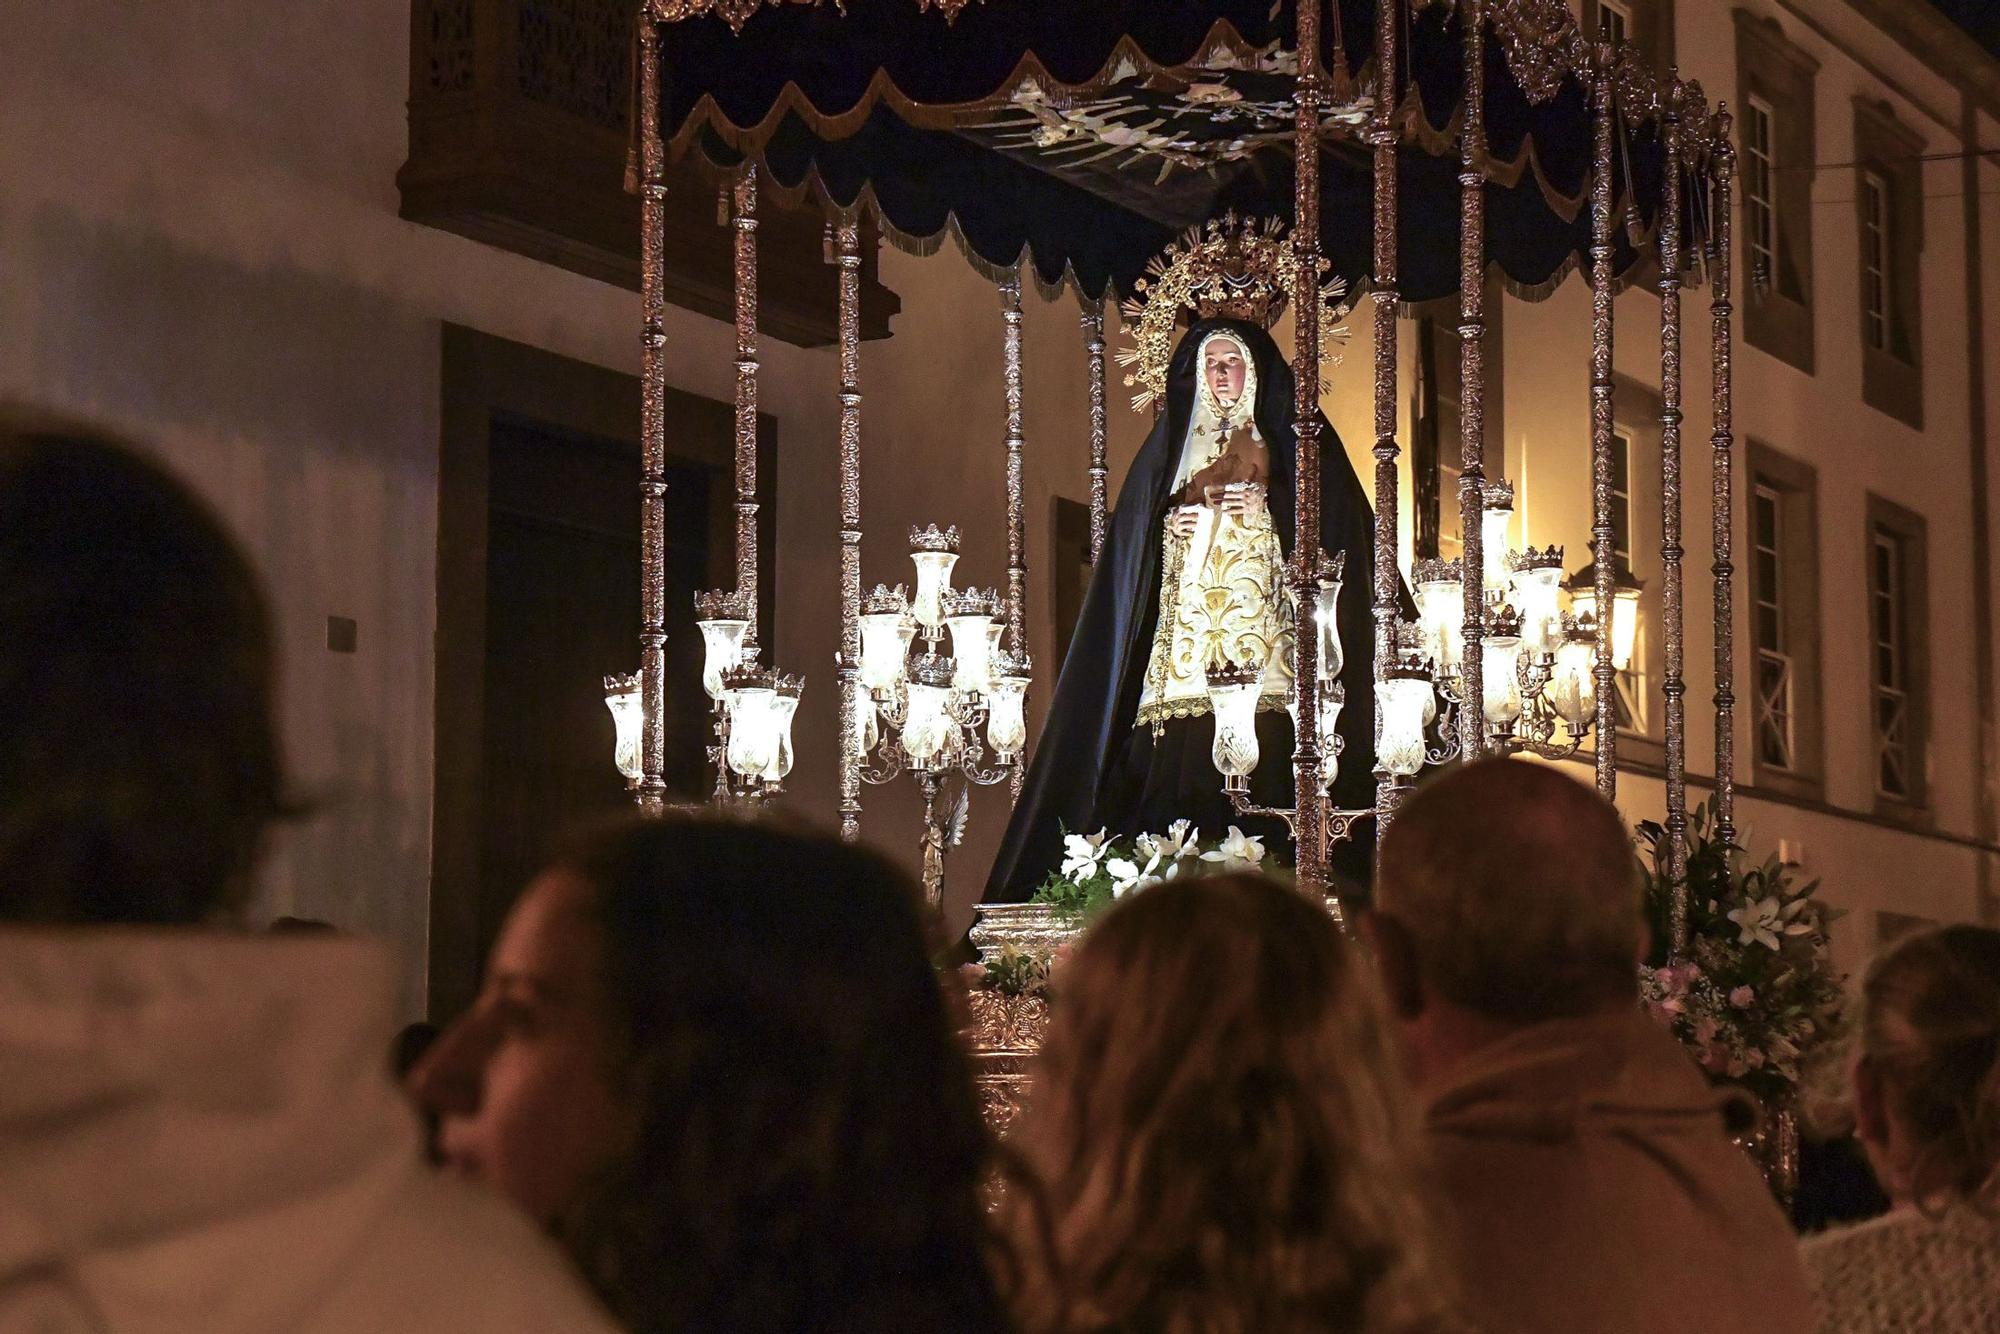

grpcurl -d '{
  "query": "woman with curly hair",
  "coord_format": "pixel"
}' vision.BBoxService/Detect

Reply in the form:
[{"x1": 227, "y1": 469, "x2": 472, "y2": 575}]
[
  {"x1": 412, "y1": 815, "x2": 1013, "y2": 1334},
  {"x1": 1803, "y1": 923, "x2": 2000, "y2": 1331},
  {"x1": 1001, "y1": 872, "x2": 1457, "y2": 1334}
]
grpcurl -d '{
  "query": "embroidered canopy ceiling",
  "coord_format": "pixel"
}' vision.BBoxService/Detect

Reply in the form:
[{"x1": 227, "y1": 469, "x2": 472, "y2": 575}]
[{"x1": 645, "y1": 0, "x2": 1716, "y2": 301}]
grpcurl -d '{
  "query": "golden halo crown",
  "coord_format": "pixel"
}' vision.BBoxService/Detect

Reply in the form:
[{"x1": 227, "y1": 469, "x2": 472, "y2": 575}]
[{"x1": 1114, "y1": 213, "x2": 1350, "y2": 415}]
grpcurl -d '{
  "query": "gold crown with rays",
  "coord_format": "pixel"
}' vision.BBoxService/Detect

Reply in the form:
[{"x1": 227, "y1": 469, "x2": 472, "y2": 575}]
[{"x1": 1115, "y1": 213, "x2": 1350, "y2": 414}]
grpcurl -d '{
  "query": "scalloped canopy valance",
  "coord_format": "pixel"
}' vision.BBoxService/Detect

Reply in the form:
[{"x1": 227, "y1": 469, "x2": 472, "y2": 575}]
[{"x1": 645, "y1": 0, "x2": 1716, "y2": 302}]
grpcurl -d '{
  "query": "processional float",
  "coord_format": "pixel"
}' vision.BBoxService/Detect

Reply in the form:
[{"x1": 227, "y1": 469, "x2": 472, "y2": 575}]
[{"x1": 619, "y1": 0, "x2": 1740, "y2": 962}]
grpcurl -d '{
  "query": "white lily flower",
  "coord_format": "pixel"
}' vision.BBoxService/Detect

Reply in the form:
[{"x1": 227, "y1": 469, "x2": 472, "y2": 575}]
[
  {"x1": 1108, "y1": 852, "x2": 1164, "y2": 898},
  {"x1": 1156, "y1": 819, "x2": 1200, "y2": 860},
  {"x1": 1135, "y1": 832, "x2": 1162, "y2": 862},
  {"x1": 1725, "y1": 896, "x2": 1783, "y2": 950},
  {"x1": 1201, "y1": 825, "x2": 1266, "y2": 870},
  {"x1": 1060, "y1": 828, "x2": 1113, "y2": 880}
]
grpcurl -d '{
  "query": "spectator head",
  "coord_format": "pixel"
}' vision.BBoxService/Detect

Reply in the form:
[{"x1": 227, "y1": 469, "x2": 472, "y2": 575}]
[
  {"x1": 1852, "y1": 924, "x2": 2000, "y2": 1212},
  {"x1": 0, "y1": 412, "x2": 284, "y2": 925},
  {"x1": 411, "y1": 814, "x2": 1009, "y2": 1334},
  {"x1": 1369, "y1": 759, "x2": 1642, "y2": 1036},
  {"x1": 1004, "y1": 872, "x2": 1449, "y2": 1332}
]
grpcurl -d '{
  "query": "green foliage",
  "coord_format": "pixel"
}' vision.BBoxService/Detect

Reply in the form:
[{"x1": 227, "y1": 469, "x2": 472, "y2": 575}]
[{"x1": 980, "y1": 943, "x2": 1053, "y2": 997}]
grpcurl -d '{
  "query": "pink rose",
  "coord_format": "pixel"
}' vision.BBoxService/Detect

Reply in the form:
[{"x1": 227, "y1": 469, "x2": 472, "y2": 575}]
[{"x1": 1729, "y1": 985, "x2": 1755, "y2": 1009}]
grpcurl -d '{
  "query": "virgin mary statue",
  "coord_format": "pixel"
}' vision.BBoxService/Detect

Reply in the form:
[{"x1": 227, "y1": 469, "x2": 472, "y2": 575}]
[{"x1": 985, "y1": 310, "x2": 1385, "y2": 900}]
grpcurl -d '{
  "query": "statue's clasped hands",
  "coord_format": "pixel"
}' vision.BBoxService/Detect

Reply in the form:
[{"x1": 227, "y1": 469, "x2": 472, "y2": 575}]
[{"x1": 1169, "y1": 482, "x2": 1264, "y2": 539}]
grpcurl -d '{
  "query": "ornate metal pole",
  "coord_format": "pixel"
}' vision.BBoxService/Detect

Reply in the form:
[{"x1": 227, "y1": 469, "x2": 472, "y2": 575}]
[
  {"x1": 732, "y1": 164, "x2": 761, "y2": 653},
  {"x1": 835, "y1": 220, "x2": 864, "y2": 841},
  {"x1": 1001, "y1": 275, "x2": 1028, "y2": 803},
  {"x1": 635, "y1": 16, "x2": 669, "y2": 810},
  {"x1": 1588, "y1": 42, "x2": 1620, "y2": 798},
  {"x1": 1001, "y1": 277, "x2": 1028, "y2": 654},
  {"x1": 1709, "y1": 107, "x2": 1738, "y2": 844},
  {"x1": 1455, "y1": 0, "x2": 1489, "y2": 762},
  {"x1": 1084, "y1": 299, "x2": 1110, "y2": 563},
  {"x1": 1291, "y1": 0, "x2": 1329, "y2": 894},
  {"x1": 1370, "y1": 0, "x2": 1404, "y2": 832},
  {"x1": 1658, "y1": 83, "x2": 1690, "y2": 953}
]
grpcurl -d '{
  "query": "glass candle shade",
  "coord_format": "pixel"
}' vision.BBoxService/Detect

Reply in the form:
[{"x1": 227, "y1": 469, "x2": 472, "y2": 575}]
[
  {"x1": 1551, "y1": 637, "x2": 1597, "y2": 727},
  {"x1": 1376, "y1": 675, "x2": 1436, "y2": 778},
  {"x1": 946, "y1": 613, "x2": 996, "y2": 695},
  {"x1": 1510, "y1": 565, "x2": 1565, "y2": 659},
  {"x1": 987, "y1": 675, "x2": 1028, "y2": 759},
  {"x1": 724, "y1": 685, "x2": 777, "y2": 778},
  {"x1": 1413, "y1": 571, "x2": 1464, "y2": 673},
  {"x1": 1480, "y1": 635, "x2": 1524, "y2": 727},
  {"x1": 847, "y1": 679, "x2": 880, "y2": 759},
  {"x1": 1207, "y1": 676, "x2": 1264, "y2": 780},
  {"x1": 696, "y1": 617, "x2": 749, "y2": 701},
  {"x1": 1570, "y1": 585, "x2": 1641, "y2": 673},
  {"x1": 603, "y1": 676, "x2": 644, "y2": 781},
  {"x1": 1316, "y1": 573, "x2": 1344, "y2": 683},
  {"x1": 901, "y1": 680, "x2": 953, "y2": 767},
  {"x1": 859, "y1": 611, "x2": 916, "y2": 692},
  {"x1": 909, "y1": 550, "x2": 960, "y2": 636},
  {"x1": 764, "y1": 690, "x2": 800, "y2": 783},
  {"x1": 1481, "y1": 498, "x2": 1514, "y2": 597}
]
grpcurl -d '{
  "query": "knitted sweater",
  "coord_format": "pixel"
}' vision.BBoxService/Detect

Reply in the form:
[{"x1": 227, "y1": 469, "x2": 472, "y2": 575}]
[{"x1": 1802, "y1": 1205, "x2": 2000, "y2": 1333}]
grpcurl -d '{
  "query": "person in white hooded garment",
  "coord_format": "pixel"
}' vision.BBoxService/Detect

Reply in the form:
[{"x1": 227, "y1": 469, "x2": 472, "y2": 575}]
[{"x1": 0, "y1": 412, "x2": 618, "y2": 1334}]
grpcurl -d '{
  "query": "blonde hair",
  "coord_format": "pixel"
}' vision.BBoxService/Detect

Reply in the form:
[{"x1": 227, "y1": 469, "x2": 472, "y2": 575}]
[
  {"x1": 1002, "y1": 874, "x2": 1455, "y2": 1334},
  {"x1": 1859, "y1": 924, "x2": 2000, "y2": 1214}
]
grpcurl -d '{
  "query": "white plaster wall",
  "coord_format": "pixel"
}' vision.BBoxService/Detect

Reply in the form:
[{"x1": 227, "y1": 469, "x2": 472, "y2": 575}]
[{"x1": 0, "y1": 0, "x2": 844, "y2": 1017}]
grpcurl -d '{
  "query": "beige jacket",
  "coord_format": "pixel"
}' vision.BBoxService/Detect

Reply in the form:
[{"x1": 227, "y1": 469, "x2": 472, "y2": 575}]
[
  {"x1": 1422, "y1": 1009, "x2": 1814, "y2": 1334},
  {"x1": 0, "y1": 930, "x2": 619, "y2": 1334}
]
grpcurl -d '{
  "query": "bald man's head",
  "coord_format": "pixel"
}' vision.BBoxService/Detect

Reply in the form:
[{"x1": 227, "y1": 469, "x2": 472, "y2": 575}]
[{"x1": 1375, "y1": 759, "x2": 1643, "y2": 1022}]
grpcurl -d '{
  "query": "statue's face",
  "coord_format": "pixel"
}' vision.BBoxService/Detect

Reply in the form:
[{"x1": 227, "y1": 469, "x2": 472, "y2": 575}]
[{"x1": 1203, "y1": 339, "x2": 1249, "y2": 407}]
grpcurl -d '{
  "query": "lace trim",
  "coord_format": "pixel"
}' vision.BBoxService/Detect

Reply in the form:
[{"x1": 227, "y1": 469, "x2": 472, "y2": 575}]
[{"x1": 1136, "y1": 690, "x2": 1291, "y2": 732}]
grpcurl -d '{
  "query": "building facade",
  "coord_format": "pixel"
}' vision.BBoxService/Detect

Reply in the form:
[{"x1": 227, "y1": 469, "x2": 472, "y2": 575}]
[{"x1": 0, "y1": 0, "x2": 1992, "y2": 1012}]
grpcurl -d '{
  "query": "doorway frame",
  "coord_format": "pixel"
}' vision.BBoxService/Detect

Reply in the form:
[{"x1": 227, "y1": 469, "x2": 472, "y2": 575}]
[{"x1": 432, "y1": 324, "x2": 774, "y2": 1019}]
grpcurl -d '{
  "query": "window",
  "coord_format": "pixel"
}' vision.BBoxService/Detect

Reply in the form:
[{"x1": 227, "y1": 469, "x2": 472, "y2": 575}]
[
  {"x1": 1609, "y1": 431, "x2": 1634, "y2": 567},
  {"x1": 1734, "y1": 11, "x2": 1819, "y2": 374},
  {"x1": 1412, "y1": 298, "x2": 1504, "y2": 563},
  {"x1": 1746, "y1": 442, "x2": 1823, "y2": 797},
  {"x1": 1865, "y1": 495, "x2": 1929, "y2": 815},
  {"x1": 1752, "y1": 484, "x2": 1793, "y2": 770},
  {"x1": 1600, "y1": 0, "x2": 1631, "y2": 45},
  {"x1": 1584, "y1": 0, "x2": 1673, "y2": 70},
  {"x1": 1853, "y1": 99, "x2": 1926, "y2": 427},
  {"x1": 1743, "y1": 97, "x2": 1778, "y2": 296},
  {"x1": 1872, "y1": 531, "x2": 1909, "y2": 797},
  {"x1": 1860, "y1": 171, "x2": 1890, "y2": 353}
]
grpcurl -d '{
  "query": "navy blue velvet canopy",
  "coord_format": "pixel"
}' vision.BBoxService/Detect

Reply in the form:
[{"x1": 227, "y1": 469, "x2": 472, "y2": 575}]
[{"x1": 651, "y1": 0, "x2": 1714, "y2": 302}]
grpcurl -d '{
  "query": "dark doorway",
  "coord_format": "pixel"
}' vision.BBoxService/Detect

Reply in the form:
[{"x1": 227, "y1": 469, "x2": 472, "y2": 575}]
[
  {"x1": 432, "y1": 326, "x2": 774, "y2": 1019},
  {"x1": 477, "y1": 416, "x2": 718, "y2": 951}
]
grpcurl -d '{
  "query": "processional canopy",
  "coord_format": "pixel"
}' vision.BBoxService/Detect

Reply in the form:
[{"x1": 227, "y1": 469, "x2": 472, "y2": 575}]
[{"x1": 644, "y1": 0, "x2": 1718, "y2": 305}]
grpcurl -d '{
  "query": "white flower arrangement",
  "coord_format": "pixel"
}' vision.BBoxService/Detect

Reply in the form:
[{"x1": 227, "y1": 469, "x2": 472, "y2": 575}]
[{"x1": 1034, "y1": 820, "x2": 1272, "y2": 917}]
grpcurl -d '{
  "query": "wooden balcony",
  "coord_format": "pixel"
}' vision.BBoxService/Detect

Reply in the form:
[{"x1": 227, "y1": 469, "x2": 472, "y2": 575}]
[{"x1": 396, "y1": 0, "x2": 900, "y2": 347}]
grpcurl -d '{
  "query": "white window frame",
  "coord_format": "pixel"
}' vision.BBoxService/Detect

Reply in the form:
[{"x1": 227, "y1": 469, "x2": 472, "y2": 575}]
[
  {"x1": 1599, "y1": 0, "x2": 1632, "y2": 47},
  {"x1": 1872, "y1": 528, "x2": 1909, "y2": 799},
  {"x1": 1609, "y1": 430, "x2": 1634, "y2": 567},
  {"x1": 1752, "y1": 483, "x2": 1795, "y2": 771},
  {"x1": 1861, "y1": 170, "x2": 1890, "y2": 353},
  {"x1": 1743, "y1": 97, "x2": 1778, "y2": 295}
]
